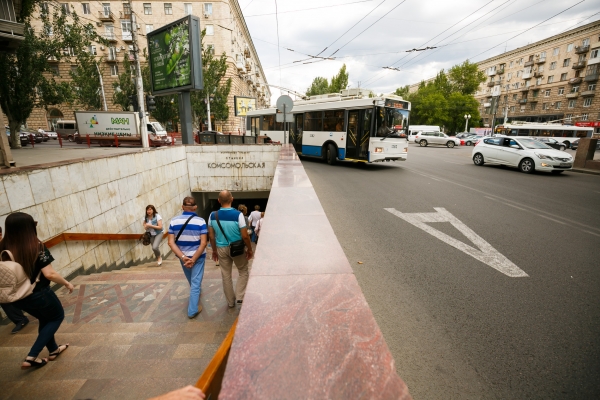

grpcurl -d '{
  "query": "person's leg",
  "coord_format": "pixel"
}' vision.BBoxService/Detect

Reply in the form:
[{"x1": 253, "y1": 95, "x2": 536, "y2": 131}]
[
  {"x1": 250, "y1": 227, "x2": 257, "y2": 243},
  {"x1": 217, "y1": 247, "x2": 236, "y2": 307},
  {"x1": 187, "y1": 256, "x2": 206, "y2": 317},
  {"x1": 151, "y1": 234, "x2": 162, "y2": 258},
  {"x1": 232, "y1": 254, "x2": 249, "y2": 303},
  {"x1": 1, "y1": 303, "x2": 29, "y2": 326}
]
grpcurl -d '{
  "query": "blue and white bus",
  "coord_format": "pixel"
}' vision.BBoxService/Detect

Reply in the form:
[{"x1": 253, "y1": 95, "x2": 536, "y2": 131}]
[{"x1": 246, "y1": 94, "x2": 411, "y2": 164}]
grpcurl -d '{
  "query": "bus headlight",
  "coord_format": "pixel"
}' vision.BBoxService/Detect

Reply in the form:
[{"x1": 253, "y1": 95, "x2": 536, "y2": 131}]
[
  {"x1": 374, "y1": 147, "x2": 383, "y2": 153},
  {"x1": 404, "y1": 147, "x2": 408, "y2": 152}
]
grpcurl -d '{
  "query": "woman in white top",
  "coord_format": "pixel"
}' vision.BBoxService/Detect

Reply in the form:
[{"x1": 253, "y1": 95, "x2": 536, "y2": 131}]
[{"x1": 143, "y1": 205, "x2": 163, "y2": 265}]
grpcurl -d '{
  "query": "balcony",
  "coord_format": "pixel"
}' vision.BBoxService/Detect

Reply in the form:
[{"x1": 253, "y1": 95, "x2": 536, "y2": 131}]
[
  {"x1": 589, "y1": 56, "x2": 600, "y2": 65},
  {"x1": 98, "y1": 11, "x2": 115, "y2": 21},
  {"x1": 584, "y1": 73, "x2": 599, "y2": 82},
  {"x1": 565, "y1": 92, "x2": 579, "y2": 99},
  {"x1": 581, "y1": 90, "x2": 595, "y2": 97},
  {"x1": 101, "y1": 32, "x2": 117, "y2": 42},
  {"x1": 524, "y1": 60, "x2": 535, "y2": 67},
  {"x1": 236, "y1": 61, "x2": 244, "y2": 72},
  {"x1": 522, "y1": 72, "x2": 532, "y2": 79},
  {"x1": 105, "y1": 55, "x2": 118, "y2": 62},
  {"x1": 483, "y1": 102, "x2": 491, "y2": 107},
  {"x1": 529, "y1": 98, "x2": 538, "y2": 103},
  {"x1": 487, "y1": 69, "x2": 496, "y2": 76},
  {"x1": 487, "y1": 81, "x2": 495, "y2": 87},
  {"x1": 533, "y1": 72, "x2": 543, "y2": 78},
  {"x1": 569, "y1": 77, "x2": 582, "y2": 85},
  {"x1": 520, "y1": 86, "x2": 530, "y2": 92},
  {"x1": 575, "y1": 45, "x2": 590, "y2": 54},
  {"x1": 122, "y1": 32, "x2": 133, "y2": 42},
  {"x1": 535, "y1": 57, "x2": 546, "y2": 64},
  {"x1": 518, "y1": 99, "x2": 528, "y2": 104},
  {"x1": 119, "y1": 11, "x2": 131, "y2": 19},
  {"x1": 497, "y1": 68, "x2": 505, "y2": 75},
  {"x1": 0, "y1": 18, "x2": 25, "y2": 51},
  {"x1": 572, "y1": 61, "x2": 586, "y2": 70}
]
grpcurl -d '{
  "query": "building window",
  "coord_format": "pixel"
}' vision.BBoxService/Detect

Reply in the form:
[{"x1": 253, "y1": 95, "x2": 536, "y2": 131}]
[
  {"x1": 532, "y1": 89, "x2": 539, "y2": 98},
  {"x1": 123, "y1": 2, "x2": 131, "y2": 16},
  {"x1": 567, "y1": 43, "x2": 573, "y2": 52},
  {"x1": 530, "y1": 103, "x2": 536, "y2": 111},
  {"x1": 206, "y1": 25, "x2": 214, "y2": 35},
  {"x1": 50, "y1": 65, "x2": 59, "y2": 75},
  {"x1": 102, "y1": 3, "x2": 111, "y2": 16},
  {"x1": 520, "y1": 106, "x2": 525, "y2": 112},
  {"x1": 184, "y1": 3, "x2": 192, "y2": 15},
  {"x1": 563, "y1": 58, "x2": 570, "y2": 67},
  {"x1": 507, "y1": 72, "x2": 512, "y2": 79},
  {"x1": 544, "y1": 89, "x2": 551, "y2": 97},
  {"x1": 41, "y1": 2, "x2": 49, "y2": 12},
  {"x1": 591, "y1": 48, "x2": 599, "y2": 59},
  {"x1": 568, "y1": 99, "x2": 576, "y2": 108},
  {"x1": 207, "y1": 44, "x2": 214, "y2": 55},
  {"x1": 583, "y1": 98, "x2": 592, "y2": 107},
  {"x1": 571, "y1": 85, "x2": 579, "y2": 93},
  {"x1": 510, "y1": 106, "x2": 515, "y2": 112},
  {"x1": 540, "y1": 51, "x2": 546, "y2": 59},
  {"x1": 583, "y1": 38, "x2": 590, "y2": 47},
  {"x1": 560, "y1": 73, "x2": 567, "y2": 81},
  {"x1": 512, "y1": 94, "x2": 517, "y2": 100},
  {"x1": 509, "y1": 61, "x2": 514, "y2": 67},
  {"x1": 164, "y1": 3, "x2": 172, "y2": 15},
  {"x1": 542, "y1": 103, "x2": 549, "y2": 110},
  {"x1": 89, "y1": 45, "x2": 97, "y2": 55},
  {"x1": 538, "y1": 65, "x2": 544, "y2": 73},
  {"x1": 558, "y1": 87, "x2": 564, "y2": 95},
  {"x1": 61, "y1": 3, "x2": 69, "y2": 13},
  {"x1": 553, "y1": 47, "x2": 559, "y2": 56},
  {"x1": 549, "y1": 61, "x2": 556, "y2": 70},
  {"x1": 547, "y1": 75, "x2": 554, "y2": 83},
  {"x1": 146, "y1": 24, "x2": 153, "y2": 33},
  {"x1": 82, "y1": 3, "x2": 90, "y2": 14},
  {"x1": 581, "y1": 113, "x2": 589, "y2": 121},
  {"x1": 110, "y1": 64, "x2": 119, "y2": 76},
  {"x1": 566, "y1": 114, "x2": 572, "y2": 121},
  {"x1": 108, "y1": 46, "x2": 116, "y2": 60},
  {"x1": 517, "y1": 70, "x2": 522, "y2": 77},
  {"x1": 45, "y1": 25, "x2": 53, "y2": 36},
  {"x1": 204, "y1": 3, "x2": 213, "y2": 14},
  {"x1": 555, "y1": 101, "x2": 561, "y2": 109},
  {"x1": 588, "y1": 83, "x2": 596, "y2": 91},
  {"x1": 536, "y1": 78, "x2": 542, "y2": 85},
  {"x1": 144, "y1": 3, "x2": 152, "y2": 14}
]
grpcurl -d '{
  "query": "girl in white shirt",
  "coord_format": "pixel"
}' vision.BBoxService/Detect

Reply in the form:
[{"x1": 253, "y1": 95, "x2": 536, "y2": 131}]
[{"x1": 143, "y1": 205, "x2": 163, "y2": 265}]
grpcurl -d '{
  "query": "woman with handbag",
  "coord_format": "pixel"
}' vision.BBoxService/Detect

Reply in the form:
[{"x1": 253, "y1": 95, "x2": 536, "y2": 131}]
[
  {"x1": 0, "y1": 212, "x2": 74, "y2": 369},
  {"x1": 143, "y1": 205, "x2": 164, "y2": 265}
]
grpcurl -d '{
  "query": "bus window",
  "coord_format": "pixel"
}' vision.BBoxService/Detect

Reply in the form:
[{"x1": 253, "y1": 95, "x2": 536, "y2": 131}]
[
  {"x1": 323, "y1": 110, "x2": 345, "y2": 132},
  {"x1": 374, "y1": 107, "x2": 408, "y2": 137},
  {"x1": 262, "y1": 115, "x2": 275, "y2": 131},
  {"x1": 251, "y1": 117, "x2": 260, "y2": 135},
  {"x1": 304, "y1": 111, "x2": 322, "y2": 131}
]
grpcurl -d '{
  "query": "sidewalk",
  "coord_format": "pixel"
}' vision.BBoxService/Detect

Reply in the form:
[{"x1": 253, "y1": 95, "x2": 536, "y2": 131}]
[{"x1": 0, "y1": 250, "x2": 247, "y2": 400}]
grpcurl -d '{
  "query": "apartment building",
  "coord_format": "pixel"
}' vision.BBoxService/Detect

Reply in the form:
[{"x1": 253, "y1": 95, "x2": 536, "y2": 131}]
[
  {"x1": 475, "y1": 21, "x2": 600, "y2": 133},
  {"x1": 6, "y1": 0, "x2": 270, "y2": 133}
]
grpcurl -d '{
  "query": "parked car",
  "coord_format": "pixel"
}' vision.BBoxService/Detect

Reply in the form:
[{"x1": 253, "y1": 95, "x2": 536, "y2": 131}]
[
  {"x1": 570, "y1": 138, "x2": 600, "y2": 151},
  {"x1": 462, "y1": 135, "x2": 483, "y2": 146},
  {"x1": 472, "y1": 136, "x2": 573, "y2": 174},
  {"x1": 21, "y1": 128, "x2": 42, "y2": 143},
  {"x1": 456, "y1": 132, "x2": 472, "y2": 139},
  {"x1": 534, "y1": 137, "x2": 567, "y2": 151},
  {"x1": 415, "y1": 131, "x2": 460, "y2": 148},
  {"x1": 5, "y1": 126, "x2": 29, "y2": 146},
  {"x1": 45, "y1": 131, "x2": 58, "y2": 140}
]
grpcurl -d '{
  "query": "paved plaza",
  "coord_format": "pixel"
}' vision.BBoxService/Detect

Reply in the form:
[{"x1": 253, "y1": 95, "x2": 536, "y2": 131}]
[{"x1": 0, "y1": 250, "x2": 245, "y2": 400}]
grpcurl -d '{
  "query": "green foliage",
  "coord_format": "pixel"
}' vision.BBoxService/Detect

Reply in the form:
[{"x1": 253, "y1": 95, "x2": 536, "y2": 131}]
[
  {"x1": 191, "y1": 30, "x2": 232, "y2": 130},
  {"x1": 407, "y1": 59, "x2": 483, "y2": 133},
  {"x1": 112, "y1": 56, "x2": 136, "y2": 111},
  {"x1": 141, "y1": 52, "x2": 179, "y2": 127},
  {"x1": 306, "y1": 64, "x2": 349, "y2": 96},
  {"x1": 394, "y1": 85, "x2": 410, "y2": 98},
  {"x1": 70, "y1": 53, "x2": 103, "y2": 110},
  {"x1": 0, "y1": 4, "x2": 104, "y2": 148}
]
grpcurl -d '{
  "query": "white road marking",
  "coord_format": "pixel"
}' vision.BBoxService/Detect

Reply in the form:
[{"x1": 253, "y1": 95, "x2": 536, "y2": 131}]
[
  {"x1": 385, "y1": 207, "x2": 529, "y2": 278},
  {"x1": 535, "y1": 214, "x2": 567, "y2": 225},
  {"x1": 582, "y1": 230, "x2": 600, "y2": 237}
]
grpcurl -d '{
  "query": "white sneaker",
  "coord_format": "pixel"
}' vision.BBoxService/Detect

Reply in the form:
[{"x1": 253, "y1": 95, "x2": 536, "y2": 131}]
[{"x1": 157, "y1": 256, "x2": 162, "y2": 266}]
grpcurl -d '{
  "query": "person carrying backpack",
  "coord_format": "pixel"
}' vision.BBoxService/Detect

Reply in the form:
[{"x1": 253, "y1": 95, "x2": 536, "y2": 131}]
[{"x1": 0, "y1": 212, "x2": 74, "y2": 369}]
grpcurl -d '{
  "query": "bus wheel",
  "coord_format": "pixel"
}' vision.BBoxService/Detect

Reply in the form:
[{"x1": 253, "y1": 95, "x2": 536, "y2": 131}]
[
  {"x1": 326, "y1": 143, "x2": 337, "y2": 165},
  {"x1": 419, "y1": 140, "x2": 428, "y2": 147}
]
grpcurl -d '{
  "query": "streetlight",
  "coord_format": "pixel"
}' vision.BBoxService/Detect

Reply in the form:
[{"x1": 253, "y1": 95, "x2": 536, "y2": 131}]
[{"x1": 464, "y1": 114, "x2": 471, "y2": 133}]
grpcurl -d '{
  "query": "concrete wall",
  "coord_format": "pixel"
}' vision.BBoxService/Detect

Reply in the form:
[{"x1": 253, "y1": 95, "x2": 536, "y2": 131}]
[{"x1": 0, "y1": 146, "x2": 191, "y2": 282}]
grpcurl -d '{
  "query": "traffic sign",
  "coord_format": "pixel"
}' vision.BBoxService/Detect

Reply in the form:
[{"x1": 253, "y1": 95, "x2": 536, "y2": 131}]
[
  {"x1": 276, "y1": 95, "x2": 293, "y2": 113},
  {"x1": 276, "y1": 111, "x2": 293, "y2": 123}
]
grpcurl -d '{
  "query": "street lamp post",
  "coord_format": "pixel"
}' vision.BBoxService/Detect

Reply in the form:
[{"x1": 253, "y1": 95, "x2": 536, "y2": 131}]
[{"x1": 464, "y1": 114, "x2": 471, "y2": 133}]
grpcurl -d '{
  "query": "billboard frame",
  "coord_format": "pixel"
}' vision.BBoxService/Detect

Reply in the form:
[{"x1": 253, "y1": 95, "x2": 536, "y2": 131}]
[
  {"x1": 146, "y1": 15, "x2": 203, "y2": 96},
  {"x1": 234, "y1": 96, "x2": 257, "y2": 117}
]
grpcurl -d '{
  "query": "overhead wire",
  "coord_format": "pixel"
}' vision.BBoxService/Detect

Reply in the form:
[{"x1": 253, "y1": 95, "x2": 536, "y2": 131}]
[{"x1": 274, "y1": 0, "x2": 282, "y2": 95}]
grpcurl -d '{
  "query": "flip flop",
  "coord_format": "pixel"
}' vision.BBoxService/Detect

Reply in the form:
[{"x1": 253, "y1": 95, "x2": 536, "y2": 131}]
[{"x1": 48, "y1": 344, "x2": 69, "y2": 361}]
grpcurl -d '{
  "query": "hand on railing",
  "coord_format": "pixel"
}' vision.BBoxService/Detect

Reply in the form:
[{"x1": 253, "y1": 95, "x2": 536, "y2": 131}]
[{"x1": 149, "y1": 385, "x2": 205, "y2": 400}]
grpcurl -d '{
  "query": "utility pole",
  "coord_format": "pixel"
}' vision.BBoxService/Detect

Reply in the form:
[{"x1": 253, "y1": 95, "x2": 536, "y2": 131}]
[
  {"x1": 128, "y1": 0, "x2": 149, "y2": 148},
  {"x1": 95, "y1": 62, "x2": 108, "y2": 111}
]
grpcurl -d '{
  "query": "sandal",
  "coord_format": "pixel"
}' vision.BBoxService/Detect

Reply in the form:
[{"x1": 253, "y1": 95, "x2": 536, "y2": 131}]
[
  {"x1": 21, "y1": 357, "x2": 48, "y2": 369},
  {"x1": 48, "y1": 344, "x2": 69, "y2": 361}
]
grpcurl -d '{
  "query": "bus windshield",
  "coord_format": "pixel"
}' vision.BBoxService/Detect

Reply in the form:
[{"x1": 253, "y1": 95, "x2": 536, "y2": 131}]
[{"x1": 374, "y1": 107, "x2": 408, "y2": 137}]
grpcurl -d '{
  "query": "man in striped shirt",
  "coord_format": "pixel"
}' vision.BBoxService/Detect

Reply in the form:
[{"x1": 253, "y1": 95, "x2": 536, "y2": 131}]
[{"x1": 168, "y1": 196, "x2": 208, "y2": 319}]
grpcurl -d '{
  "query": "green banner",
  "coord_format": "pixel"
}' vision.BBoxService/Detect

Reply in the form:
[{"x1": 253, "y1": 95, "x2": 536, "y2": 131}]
[{"x1": 148, "y1": 19, "x2": 192, "y2": 92}]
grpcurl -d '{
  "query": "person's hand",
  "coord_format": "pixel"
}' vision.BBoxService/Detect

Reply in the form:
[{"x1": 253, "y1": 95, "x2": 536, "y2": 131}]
[
  {"x1": 143, "y1": 222, "x2": 148, "y2": 229},
  {"x1": 246, "y1": 248, "x2": 254, "y2": 260},
  {"x1": 211, "y1": 251, "x2": 219, "y2": 262},
  {"x1": 182, "y1": 256, "x2": 194, "y2": 268},
  {"x1": 148, "y1": 385, "x2": 205, "y2": 400},
  {"x1": 65, "y1": 282, "x2": 74, "y2": 294}
]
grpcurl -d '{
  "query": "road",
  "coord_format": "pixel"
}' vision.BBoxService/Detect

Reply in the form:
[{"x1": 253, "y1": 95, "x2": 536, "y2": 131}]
[{"x1": 301, "y1": 144, "x2": 600, "y2": 400}]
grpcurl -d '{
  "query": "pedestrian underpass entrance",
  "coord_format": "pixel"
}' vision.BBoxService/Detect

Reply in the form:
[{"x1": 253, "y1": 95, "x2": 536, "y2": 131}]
[{"x1": 192, "y1": 191, "x2": 270, "y2": 221}]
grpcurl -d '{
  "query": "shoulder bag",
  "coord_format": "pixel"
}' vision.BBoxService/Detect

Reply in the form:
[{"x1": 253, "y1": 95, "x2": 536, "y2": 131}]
[
  {"x1": 0, "y1": 250, "x2": 42, "y2": 303},
  {"x1": 175, "y1": 215, "x2": 195, "y2": 244},
  {"x1": 215, "y1": 211, "x2": 246, "y2": 257}
]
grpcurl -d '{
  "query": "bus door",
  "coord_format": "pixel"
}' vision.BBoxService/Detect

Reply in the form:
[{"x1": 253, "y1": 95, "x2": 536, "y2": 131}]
[
  {"x1": 292, "y1": 114, "x2": 303, "y2": 153},
  {"x1": 345, "y1": 111, "x2": 360, "y2": 159},
  {"x1": 345, "y1": 109, "x2": 371, "y2": 160}
]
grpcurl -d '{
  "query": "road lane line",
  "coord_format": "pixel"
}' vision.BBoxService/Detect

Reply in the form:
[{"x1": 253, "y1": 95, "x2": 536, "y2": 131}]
[
  {"x1": 582, "y1": 230, "x2": 600, "y2": 237},
  {"x1": 536, "y1": 214, "x2": 567, "y2": 225},
  {"x1": 385, "y1": 207, "x2": 528, "y2": 278}
]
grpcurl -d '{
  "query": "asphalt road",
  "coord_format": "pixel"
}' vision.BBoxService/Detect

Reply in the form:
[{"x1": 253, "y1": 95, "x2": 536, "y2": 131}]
[{"x1": 301, "y1": 144, "x2": 600, "y2": 400}]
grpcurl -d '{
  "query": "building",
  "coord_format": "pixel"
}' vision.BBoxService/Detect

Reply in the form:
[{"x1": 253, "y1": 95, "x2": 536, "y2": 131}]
[
  {"x1": 475, "y1": 21, "x2": 600, "y2": 133},
  {"x1": 1, "y1": 0, "x2": 271, "y2": 133}
]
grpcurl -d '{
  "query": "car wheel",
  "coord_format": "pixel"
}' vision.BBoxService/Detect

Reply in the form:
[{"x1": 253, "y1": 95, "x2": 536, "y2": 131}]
[
  {"x1": 563, "y1": 141, "x2": 571, "y2": 148},
  {"x1": 326, "y1": 143, "x2": 337, "y2": 165},
  {"x1": 67, "y1": 135, "x2": 74, "y2": 142},
  {"x1": 466, "y1": 141, "x2": 472, "y2": 146},
  {"x1": 447, "y1": 141, "x2": 455, "y2": 148},
  {"x1": 473, "y1": 153, "x2": 484, "y2": 166},
  {"x1": 551, "y1": 170, "x2": 563, "y2": 174},
  {"x1": 559, "y1": 145, "x2": 565, "y2": 151},
  {"x1": 419, "y1": 140, "x2": 428, "y2": 147},
  {"x1": 519, "y1": 158, "x2": 535, "y2": 174}
]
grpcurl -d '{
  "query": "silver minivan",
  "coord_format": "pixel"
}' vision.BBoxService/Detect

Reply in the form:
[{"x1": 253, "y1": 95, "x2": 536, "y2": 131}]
[{"x1": 55, "y1": 120, "x2": 78, "y2": 141}]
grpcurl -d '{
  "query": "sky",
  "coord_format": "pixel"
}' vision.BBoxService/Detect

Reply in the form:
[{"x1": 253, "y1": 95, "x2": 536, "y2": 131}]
[{"x1": 236, "y1": 0, "x2": 600, "y2": 104}]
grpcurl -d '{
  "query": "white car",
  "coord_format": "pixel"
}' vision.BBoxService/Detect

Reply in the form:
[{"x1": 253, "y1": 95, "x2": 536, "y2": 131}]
[
  {"x1": 472, "y1": 136, "x2": 573, "y2": 174},
  {"x1": 415, "y1": 131, "x2": 460, "y2": 148},
  {"x1": 45, "y1": 131, "x2": 58, "y2": 140}
]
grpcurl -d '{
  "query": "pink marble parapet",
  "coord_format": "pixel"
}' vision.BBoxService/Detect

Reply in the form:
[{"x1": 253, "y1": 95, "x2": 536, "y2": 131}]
[{"x1": 219, "y1": 145, "x2": 412, "y2": 399}]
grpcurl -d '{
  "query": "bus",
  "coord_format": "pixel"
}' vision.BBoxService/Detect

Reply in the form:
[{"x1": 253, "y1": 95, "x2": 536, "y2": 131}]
[
  {"x1": 246, "y1": 94, "x2": 411, "y2": 164},
  {"x1": 494, "y1": 122, "x2": 595, "y2": 148}
]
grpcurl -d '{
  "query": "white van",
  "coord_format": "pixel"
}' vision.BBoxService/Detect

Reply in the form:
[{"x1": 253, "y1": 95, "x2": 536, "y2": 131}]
[
  {"x1": 147, "y1": 122, "x2": 175, "y2": 144},
  {"x1": 408, "y1": 125, "x2": 441, "y2": 143}
]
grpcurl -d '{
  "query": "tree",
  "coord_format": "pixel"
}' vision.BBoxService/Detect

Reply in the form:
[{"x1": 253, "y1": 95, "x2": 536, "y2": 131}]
[
  {"x1": 306, "y1": 77, "x2": 329, "y2": 97},
  {"x1": 0, "y1": 4, "x2": 103, "y2": 147},
  {"x1": 191, "y1": 31, "x2": 232, "y2": 130},
  {"x1": 329, "y1": 64, "x2": 348, "y2": 93},
  {"x1": 112, "y1": 56, "x2": 136, "y2": 111},
  {"x1": 70, "y1": 52, "x2": 103, "y2": 110},
  {"x1": 448, "y1": 60, "x2": 486, "y2": 95},
  {"x1": 394, "y1": 85, "x2": 410, "y2": 98}
]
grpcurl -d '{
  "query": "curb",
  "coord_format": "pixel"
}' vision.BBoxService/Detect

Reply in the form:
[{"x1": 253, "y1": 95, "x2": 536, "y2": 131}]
[{"x1": 570, "y1": 168, "x2": 600, "y2": 175}]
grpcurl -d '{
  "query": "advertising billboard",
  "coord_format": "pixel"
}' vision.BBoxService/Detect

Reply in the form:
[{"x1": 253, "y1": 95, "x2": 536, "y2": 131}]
[
  {"x1": 147, "y1": 15, "x2": 203, "y2": 95},
  {"x1": 234, "y1": 96, "x2": 257, "y2": 116},
  {"x1": 74, "y1": 111, "x2": 139, "y2": 138}
]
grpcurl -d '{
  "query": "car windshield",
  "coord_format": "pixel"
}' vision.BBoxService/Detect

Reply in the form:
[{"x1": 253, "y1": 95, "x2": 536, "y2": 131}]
[
  {"x1": 517, "y1": 138, "x2": 552, "y2": 149},
  {"x1": 151, "y1": 122, "x2": 165, "y2": 132}
]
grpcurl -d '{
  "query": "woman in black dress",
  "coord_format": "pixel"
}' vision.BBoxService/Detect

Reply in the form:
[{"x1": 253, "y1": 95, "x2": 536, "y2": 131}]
[{"x1": 0, "y1": 212, "x2": 74, "y2": 369}]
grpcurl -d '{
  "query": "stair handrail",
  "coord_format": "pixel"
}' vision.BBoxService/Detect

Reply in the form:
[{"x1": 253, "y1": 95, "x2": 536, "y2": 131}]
[{"x1": 43, "y1": 232, "x2": 145, "y2": 249}]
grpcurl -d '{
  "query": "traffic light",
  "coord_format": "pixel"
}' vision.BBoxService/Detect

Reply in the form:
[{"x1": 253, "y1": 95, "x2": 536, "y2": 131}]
[
  {"x1": 128, "y1": 95, "x2": 139, "y2": 112},
  {"x1": 146, "y1": 95, "x2": 156, "y2": 112}
]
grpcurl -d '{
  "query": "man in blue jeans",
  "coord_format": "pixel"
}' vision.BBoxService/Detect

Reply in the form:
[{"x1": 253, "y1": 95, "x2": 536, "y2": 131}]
[{"x1": 168, "y1": 197, "x2": 208, "y2": 319}]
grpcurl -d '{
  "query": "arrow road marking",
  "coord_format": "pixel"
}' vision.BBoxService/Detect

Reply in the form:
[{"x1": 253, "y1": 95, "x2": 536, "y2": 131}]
[{"x1": 384, "y1": 207, "x2": 528, "y2": 278}]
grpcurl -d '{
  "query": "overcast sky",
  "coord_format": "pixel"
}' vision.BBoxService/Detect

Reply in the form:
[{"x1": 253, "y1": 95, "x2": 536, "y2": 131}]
[{"x1": 237, "y1": 0, "x2": 599, "y2": 104}]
